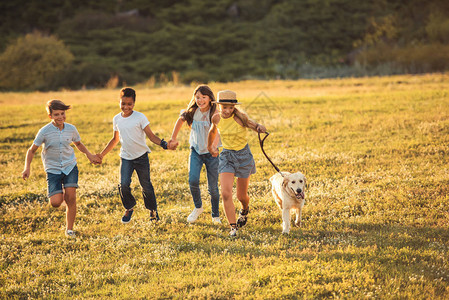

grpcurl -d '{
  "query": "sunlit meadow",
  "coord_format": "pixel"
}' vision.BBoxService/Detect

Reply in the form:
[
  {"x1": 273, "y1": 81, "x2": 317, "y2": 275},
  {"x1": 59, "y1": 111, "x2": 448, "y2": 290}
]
[{"x1": 1, "y1": 74, "x2": 449, "y2": 298}]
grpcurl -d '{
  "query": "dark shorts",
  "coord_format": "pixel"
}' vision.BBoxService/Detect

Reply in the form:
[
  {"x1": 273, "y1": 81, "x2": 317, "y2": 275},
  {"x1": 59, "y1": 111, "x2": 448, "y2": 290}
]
[
  {"x1": 218, "y1": 144, "x2": 256, "y2": 178},
  {"x1": 46, "y1": 165, "x2": 79, "y2": 197}
]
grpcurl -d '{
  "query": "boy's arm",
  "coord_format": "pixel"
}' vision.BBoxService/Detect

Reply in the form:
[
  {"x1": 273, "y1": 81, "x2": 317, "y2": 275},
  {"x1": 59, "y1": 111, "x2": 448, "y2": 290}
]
[
  {"x1": 143, "y1": 125, "x2": 170, "y2": 150},
  {"x1": 99, "y1": 131, "x2": 120, "y2": 159},
  {"x1": 22, "y1": 144, "x2": 39, "y2": 180},
  {"x1": 207, "y1": 114, "x2": 220, "y2": 157},
  {"x1": 73, "y1": 141, "x2": 100, "y2": 164}
]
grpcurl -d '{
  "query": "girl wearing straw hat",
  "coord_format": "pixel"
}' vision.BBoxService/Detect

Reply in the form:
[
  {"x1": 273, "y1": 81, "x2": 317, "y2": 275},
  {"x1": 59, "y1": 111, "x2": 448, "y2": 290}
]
[{"x1": 207, "y1": 90, "x2": 267, "y2": 237}]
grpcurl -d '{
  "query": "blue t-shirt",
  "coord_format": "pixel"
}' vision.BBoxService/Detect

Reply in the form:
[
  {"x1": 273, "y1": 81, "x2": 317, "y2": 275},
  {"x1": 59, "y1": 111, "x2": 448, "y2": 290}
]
[{"x1": 33, "y1": 122, "x2": 81, "y2": 175}]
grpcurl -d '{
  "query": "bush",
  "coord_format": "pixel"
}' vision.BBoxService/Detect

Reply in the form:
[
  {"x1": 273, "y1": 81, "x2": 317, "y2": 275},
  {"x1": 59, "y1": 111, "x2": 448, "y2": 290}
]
[
  {"x1": 54, "y1": 61, "x2": 116, "y2": 90},
  {"x1": 356, "y1": 43, "x2": 449, "y2": 73},
  {"x1": 180, "y1": 70, "x2": 211, "y2": 84},
  {"x1": 426, "y1": 12, "x2": 449, "y2": 44},
  {"x1": 0, "y1": 32, "x2": 74, "y2": 91}
]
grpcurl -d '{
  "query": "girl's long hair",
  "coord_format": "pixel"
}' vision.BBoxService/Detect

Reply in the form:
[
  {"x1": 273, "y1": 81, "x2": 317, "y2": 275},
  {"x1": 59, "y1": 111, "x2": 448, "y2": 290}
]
[
  {"x1": 182, "y1": 85, "x2": 216, "y2": 127},
  {"x1": 232, "y1": 107, "x2": 250, "y2": 127}
]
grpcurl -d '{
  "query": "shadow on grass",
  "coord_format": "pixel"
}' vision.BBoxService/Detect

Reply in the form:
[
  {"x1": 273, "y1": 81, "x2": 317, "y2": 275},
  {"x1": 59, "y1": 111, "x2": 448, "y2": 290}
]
[
  {"x1": 0, "y1": 192, "x2": 47, "y2": 207},
  {"x1": 344, "y1": 221, "x2": 449, "y2": 248}
]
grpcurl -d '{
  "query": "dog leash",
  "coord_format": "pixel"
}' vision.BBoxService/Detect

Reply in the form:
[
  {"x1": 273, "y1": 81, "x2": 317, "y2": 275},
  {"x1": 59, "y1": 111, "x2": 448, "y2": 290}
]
[{"x1": 258, "y1": 132, "x2": 284, "y2": 178}]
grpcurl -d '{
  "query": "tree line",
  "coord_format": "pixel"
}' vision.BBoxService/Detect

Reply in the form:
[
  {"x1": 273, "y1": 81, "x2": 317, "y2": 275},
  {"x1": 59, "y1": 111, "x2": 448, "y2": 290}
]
[{"x1": 0, "y1": 0, "x2": 448, "y2": 91}]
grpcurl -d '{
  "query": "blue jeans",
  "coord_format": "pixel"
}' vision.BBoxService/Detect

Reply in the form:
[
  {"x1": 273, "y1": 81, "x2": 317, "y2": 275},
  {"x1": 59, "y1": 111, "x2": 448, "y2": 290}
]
[
  {"x1": 119, "y1": 153, "x2": 157, "y2": 211},
  {"x1": 189, "y1": 148, "x2": 220, "y2": 217}
]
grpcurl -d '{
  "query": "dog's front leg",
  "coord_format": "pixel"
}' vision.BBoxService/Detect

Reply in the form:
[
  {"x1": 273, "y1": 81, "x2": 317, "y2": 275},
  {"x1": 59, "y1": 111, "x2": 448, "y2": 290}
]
[
  {"x1": 294, "y1": 208, "x2": 302, "y2": 227},
  {"x1": 282, "y1": 208, "x2": 291, "y2": 234}
]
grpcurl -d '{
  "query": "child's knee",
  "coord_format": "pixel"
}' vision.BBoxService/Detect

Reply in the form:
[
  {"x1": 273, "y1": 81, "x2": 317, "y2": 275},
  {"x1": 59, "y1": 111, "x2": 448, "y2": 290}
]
[
  {"x1": 50, "y1": 201, "x2": 61, "y2": 208},
  {"x1": 118, "y1": 183, "x2": 131, "y2": 191},
  {"x1": 189, "y1": 178, "x2": 200, "y2": 187},
  {"x1": 64, "y1": 195, "x2": 76, "y2": 206},
  {"x1": 63, "y1": 188, "x2": 77, "y2": 204},
  {"x1": 236, "y1": 193, "x2": 249, "y2": 201},
  {"x1": 222, "y1": 191, "x2": 233, "y2": 201},
  {"x1": 209, "y1": 187, "x2": 220, "y2": 197},
  {"x1": 49, "y1": 195, "x2": 63, "y2": 207}
]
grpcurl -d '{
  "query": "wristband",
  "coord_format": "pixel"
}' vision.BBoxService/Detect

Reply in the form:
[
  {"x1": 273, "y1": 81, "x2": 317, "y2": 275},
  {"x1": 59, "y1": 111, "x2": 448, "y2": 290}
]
[{"x1": 160, "y1": 139, "x2": 168, "y2": 150}]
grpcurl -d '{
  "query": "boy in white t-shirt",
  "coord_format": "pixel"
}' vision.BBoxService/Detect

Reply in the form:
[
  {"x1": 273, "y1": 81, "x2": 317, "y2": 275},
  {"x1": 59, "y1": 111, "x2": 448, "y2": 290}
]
[{"x1": 98, "y1": 87, "x2": 175, "y2": 223}]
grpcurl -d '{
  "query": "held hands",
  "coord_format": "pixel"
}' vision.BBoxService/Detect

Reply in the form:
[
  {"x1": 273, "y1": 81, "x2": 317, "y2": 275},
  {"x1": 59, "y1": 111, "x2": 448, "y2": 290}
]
[
  {"x1": 168, "y1": 139, "x2": 179, "y2": 150},
  {"x1": 88, "y1": 153, "x2": 102, "y2": 165},
  {"x1": 93, "y1": 154, "x2": 103, "y2": 164},
  {"x1": 208, "y1": 147, "x2": 219, "y2": 157}
]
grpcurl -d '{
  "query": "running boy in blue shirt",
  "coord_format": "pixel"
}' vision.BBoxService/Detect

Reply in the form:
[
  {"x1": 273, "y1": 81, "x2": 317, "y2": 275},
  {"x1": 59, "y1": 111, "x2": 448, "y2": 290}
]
[
  {"x1": 22, "y1": 100, "x2": 100, "y2": 237},
  {"x1": 98, "y1": 87, "x2": 174, "y2": 223}
]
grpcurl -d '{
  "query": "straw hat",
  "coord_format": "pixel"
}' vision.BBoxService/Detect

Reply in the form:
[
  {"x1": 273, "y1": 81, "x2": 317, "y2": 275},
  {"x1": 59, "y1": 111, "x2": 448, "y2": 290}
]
[{"x1": 213, "y1": 90, "x2": 241, "y2": 105}]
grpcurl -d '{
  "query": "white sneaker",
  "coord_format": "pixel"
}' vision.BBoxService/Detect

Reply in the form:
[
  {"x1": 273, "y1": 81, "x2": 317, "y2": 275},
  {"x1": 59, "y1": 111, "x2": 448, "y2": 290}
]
[
  {"x1": 65, "y1": 230, "x2": 75, "y2": 237},
  {"x1": 212, "y1": 217, "x2": 222, "y2": 224},
  {"x1": 229, "y1": 227, "x2": 238, "y2": 237},
  {"x1": 187, "y1": 207, "x2": 204, "y2": 223}
]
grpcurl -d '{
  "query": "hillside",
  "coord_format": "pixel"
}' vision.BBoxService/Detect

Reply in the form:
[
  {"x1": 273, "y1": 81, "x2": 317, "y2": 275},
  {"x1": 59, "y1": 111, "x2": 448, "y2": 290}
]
[{"x1": 1, "y1": 0, "x2": 449, "y2": 90}]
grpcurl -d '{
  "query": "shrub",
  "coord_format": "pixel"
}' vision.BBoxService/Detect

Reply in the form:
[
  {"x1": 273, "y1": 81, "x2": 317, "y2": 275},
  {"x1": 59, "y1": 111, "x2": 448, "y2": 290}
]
[
  {"x1": 0, "y1": 32, "x2": 74, "y2": 91},
  {"x1": 180, "y1": 70, "x2": 211, "y2": 84},
  {"x1": 356, "y1": 43, "x2": 449, "y2": 73},
  {"x1": 58, "y1": 61, "x2": 115, "y2": 89},
  {"x1": 426, "y1": 12, "x2": 449, "y2": 44}
]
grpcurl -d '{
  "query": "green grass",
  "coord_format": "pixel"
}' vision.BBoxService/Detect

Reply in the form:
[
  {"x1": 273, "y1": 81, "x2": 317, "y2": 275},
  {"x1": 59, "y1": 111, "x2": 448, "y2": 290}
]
[{"x1": 1, "y1": 74, "x2": 449, "y2": 298}]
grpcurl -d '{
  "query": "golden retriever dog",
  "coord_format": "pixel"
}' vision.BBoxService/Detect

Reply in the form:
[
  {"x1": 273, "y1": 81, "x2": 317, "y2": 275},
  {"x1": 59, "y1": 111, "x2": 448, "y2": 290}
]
[{"x1": 270, "y1": 172, "x2": 306, "y2": 234}]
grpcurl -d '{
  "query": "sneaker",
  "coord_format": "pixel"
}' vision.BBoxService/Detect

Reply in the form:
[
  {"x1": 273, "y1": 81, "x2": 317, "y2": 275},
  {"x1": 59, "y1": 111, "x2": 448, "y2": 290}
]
[
  {"x1": 150, "y1": 210, "x2": 160, "y2": 222},
  {"x1": 187, "y1": 207, "x2": 204, "y2": 223},
  {"x1": 121, "y1": 209, "x2": 133, "y2": 224},
  {"x1": 212, "y1": 217, "x2": 222, "y2": 224},
  {"x1": 229, "y1": 226, "x2": 238, "y2": 237},
  {"x1": 237, "y1": 208, "x2": 249, "y2": 228},
  {"x1": 65, "y1": 229, "x2": 75, "y2": 237}
]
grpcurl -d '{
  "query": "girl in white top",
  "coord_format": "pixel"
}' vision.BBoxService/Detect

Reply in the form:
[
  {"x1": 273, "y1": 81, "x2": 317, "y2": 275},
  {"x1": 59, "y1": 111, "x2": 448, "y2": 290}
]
[{"x1": 169, "y1": 85, "x2": 221, "y2": 224}]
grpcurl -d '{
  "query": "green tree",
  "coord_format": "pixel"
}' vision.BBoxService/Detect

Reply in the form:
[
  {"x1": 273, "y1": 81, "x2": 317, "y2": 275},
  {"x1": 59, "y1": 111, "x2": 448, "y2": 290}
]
[
  {"x1": 0, "y1": 32, "x2": 74, "y2": 91},
  {"x1": 426, "y1": 12, "x2": 449, "y2": 44}
]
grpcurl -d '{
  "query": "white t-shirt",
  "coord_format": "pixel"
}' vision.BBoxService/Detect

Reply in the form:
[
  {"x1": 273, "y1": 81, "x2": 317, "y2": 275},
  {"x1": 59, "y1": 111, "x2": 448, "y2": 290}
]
[{"x1": 113, "y1": 111, "x2": 151, "y2": 160}]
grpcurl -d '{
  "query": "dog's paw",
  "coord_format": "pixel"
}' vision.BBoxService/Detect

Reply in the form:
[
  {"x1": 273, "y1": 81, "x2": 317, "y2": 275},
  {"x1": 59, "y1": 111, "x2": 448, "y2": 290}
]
[
  {"x1": 282, "y1": 231, "x2": 290, "y2": 235},
  {"x1": 294, "y1": 220, "x2": 302, "y2": 227}
]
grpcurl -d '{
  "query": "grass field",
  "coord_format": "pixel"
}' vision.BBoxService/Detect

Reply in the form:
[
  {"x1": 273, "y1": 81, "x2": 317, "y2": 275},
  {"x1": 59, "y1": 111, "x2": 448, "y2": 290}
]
[{"x1": 1, "y1": 74, "x2": 449, "y2": 298}]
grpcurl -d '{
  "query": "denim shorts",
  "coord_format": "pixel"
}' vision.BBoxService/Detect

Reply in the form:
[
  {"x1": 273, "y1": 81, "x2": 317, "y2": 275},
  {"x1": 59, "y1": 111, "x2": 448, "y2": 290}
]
[
  {"x1": 218, "y1": 144, "x2": 256, "y2": 178},
  {"x1": 46, "y1": 165, "x2": 79, "y2": 197}
]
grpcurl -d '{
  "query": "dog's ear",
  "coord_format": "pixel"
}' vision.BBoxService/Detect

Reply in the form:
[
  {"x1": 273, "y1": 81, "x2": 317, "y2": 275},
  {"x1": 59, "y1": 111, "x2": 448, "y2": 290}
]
[{"x1": 282, "y1": 176, "x2": 289, "y2": 188}]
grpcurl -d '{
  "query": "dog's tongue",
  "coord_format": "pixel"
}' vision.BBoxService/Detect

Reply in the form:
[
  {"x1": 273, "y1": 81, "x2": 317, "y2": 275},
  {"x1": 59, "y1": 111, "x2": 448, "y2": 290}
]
[{"x1": 296, "y1": 191, "x2": 305, "y2": 199}]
